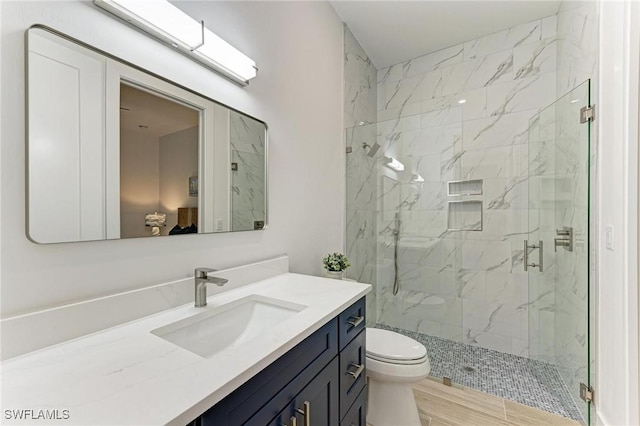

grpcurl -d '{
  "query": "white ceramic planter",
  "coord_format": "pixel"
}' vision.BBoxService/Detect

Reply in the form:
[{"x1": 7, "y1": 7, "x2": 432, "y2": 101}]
[{"x1": 324, "y1": 270, "x2": 344, "y2": 280}]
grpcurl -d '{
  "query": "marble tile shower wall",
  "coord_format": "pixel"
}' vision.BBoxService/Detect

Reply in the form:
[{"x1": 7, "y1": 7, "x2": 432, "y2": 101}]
[
  {"x1": 374, "y1": 16, "x2": 559, "y2": 357},
  {"x1": 344, "y1": 25, "x2": 378, "y2": 325},
  {"x1": 230, "y1": 111, "x2": 266, "y2": 231},
  {"x1": 527, "y1": 103, "x2": 559, "y2": 365}
]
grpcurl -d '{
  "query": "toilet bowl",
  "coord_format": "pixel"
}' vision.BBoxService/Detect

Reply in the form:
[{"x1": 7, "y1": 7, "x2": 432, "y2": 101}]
[{"x1": 366, "y1": 328, "x2": 430, "y2": 426}]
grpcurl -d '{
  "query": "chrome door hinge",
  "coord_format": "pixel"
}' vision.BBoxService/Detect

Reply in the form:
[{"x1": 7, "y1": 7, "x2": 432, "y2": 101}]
[
  {"x1": 580, "y1": 105, "x2": 595, "y2": 123},
  {"x1": 580, "y1": 383, "x2": 594, "y2": 403}
]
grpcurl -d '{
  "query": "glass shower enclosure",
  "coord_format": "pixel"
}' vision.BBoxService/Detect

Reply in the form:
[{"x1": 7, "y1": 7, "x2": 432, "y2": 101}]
[
  {"x1": 527, "y1": 80, "x2": 591, "y2": 423},
  {"x1": 345, "y1": 80, "x2": 592, "y2": 423}
]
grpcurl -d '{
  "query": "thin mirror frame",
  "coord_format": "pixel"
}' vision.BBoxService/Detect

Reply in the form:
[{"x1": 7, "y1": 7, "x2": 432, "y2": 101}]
[{"x1": 25, "y1": 24, "x2": 268, "y2": 244}]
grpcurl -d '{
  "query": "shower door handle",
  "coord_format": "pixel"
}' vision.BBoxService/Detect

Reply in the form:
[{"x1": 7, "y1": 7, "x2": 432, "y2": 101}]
[{"x1": 524, "y1": 240, "x2": 543, "y2": 272}]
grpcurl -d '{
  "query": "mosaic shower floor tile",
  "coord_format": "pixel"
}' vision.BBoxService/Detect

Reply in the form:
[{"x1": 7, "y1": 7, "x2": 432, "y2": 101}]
[{"x1": 375, "y1": 323, "x2": 584, "y2": 423}]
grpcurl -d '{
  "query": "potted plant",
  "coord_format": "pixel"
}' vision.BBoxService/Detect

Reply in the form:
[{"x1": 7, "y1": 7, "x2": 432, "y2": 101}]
[{"x1": 322, "y1": 252, "x2": 350, "y2": 280}]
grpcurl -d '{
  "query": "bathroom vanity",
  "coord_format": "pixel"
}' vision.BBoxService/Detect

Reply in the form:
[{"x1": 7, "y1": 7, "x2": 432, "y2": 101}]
[
  {"x1": 1, "y1": 264, "x2": 370, "y2": 426},
  {"x1": 197, "y1": 297, "x2": 366, "y2": 426}
]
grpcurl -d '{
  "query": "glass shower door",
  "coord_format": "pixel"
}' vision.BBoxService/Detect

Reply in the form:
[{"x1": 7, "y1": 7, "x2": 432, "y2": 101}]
[{"x1": 527, "y1": 80, "x2": 591, "y2": 424}]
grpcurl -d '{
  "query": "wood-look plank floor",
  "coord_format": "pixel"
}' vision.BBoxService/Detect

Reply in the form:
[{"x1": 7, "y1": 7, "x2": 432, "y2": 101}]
[{"x1": 412, "y1": 378, "x2": 581, "y2": 426}]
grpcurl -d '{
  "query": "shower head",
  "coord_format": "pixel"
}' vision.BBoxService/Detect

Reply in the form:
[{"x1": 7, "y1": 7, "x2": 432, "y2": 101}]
[{"x1": 362, "y1": 142, "x2": 381, "y2": 157}]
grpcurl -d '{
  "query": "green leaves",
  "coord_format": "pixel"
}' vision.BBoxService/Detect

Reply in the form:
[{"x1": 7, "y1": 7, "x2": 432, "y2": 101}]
[{"x1": 322, "y1": 252, "x2": 350, "y2": 272}]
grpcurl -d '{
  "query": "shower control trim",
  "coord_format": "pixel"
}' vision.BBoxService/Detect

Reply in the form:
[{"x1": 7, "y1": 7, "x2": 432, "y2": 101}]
[
  {"x1": 554, "y1": 227, "x2": 574, "y2": 252},
  {"x1": 524, "y1": 240, "x2": 544, "y2": 272}
]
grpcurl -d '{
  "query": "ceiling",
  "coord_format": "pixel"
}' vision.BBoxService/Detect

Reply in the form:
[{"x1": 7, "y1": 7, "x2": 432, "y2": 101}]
[
  {"x1": 120, "y1": 84, "x2": 198, "y2": 139},
  {"x1": 330, "y1": 1, "x2": 561, "y2": 69}
]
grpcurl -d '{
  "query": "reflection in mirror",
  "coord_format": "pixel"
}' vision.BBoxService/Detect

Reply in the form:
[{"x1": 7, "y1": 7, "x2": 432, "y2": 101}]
[
  {"x1": 229, "y1": 111, "x2": 266, "y2": 231},
  {"x1": 26, "y1": 26, "x2": 267, "y2": 244},
  {"x1": 119, "y1": 83, "x2": 199, "y2": 238}
]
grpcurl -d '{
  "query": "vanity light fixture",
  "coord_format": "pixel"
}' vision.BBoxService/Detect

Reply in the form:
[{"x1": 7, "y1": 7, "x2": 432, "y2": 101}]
[
  {"x1": 385, "y1": 157, "x2": 405, "y2": 172},
  {"x1": 94, "y1": 0, "x2": 257, "y2": 85}
]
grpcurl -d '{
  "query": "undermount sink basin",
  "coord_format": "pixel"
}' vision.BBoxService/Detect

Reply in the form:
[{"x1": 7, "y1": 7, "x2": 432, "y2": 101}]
[{"x1": 151, "y1": 295, "x2": 307, "y2": 359}]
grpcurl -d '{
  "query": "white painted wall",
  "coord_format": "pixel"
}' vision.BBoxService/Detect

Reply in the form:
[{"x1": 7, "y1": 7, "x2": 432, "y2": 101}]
[
  {"x1": 595, "y1": 1, "x2": 640, "y2": 424},
  {"x1": 120, "y1": 129, "x2": 160, "y2": 238},
  {"x1": 159, "y1": 126, "x2": 199, "y2": 233},
  {"x1": 0, "y1": 1, "x2": 344, "y2": 318}
]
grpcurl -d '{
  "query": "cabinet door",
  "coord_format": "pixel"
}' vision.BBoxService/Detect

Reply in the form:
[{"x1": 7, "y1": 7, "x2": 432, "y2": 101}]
[
  {"x1": 339, "y1": 330, "x2": 366, "y2": 420},
  {"x1": 269, "y1": 357, "x2": 340, "y2": 426},
  {"x1": 340, "y1": 386, "x2": 366, "y2": 426},
  {"x1": 200, "y1": 319, "x2": 338, "y2": 425}
]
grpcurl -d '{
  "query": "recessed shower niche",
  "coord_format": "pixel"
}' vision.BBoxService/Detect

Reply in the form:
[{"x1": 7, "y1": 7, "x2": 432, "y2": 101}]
[
  {"x1": 447, "y1": 201, "x2": 483, "y2": 231},
  {"x1": 447, "y1": 179, "x2": 483, "y2": 196}
]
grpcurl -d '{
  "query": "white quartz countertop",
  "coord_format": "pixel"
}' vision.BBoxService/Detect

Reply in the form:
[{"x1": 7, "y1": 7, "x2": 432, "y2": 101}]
[{"x1": 1, "y1": 273, "x2": 371, "y2": 425}]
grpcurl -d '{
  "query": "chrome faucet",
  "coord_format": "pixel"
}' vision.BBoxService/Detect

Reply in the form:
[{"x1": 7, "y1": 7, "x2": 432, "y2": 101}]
[{"x1": 194, "y1": 267, "x2": 229, "y2": 308}]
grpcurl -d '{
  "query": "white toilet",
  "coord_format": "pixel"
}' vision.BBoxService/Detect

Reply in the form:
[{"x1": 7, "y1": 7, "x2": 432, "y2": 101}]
[{"x1": 366, "y1": 328, "x2": 430, "y2": 426}]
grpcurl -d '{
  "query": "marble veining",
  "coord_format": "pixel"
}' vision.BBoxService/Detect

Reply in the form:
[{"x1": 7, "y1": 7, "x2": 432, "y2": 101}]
[
  {"x1": 344, "y1": 25, "x2": 379, "y2": 324},
  {"x1": 368, "y1": 15, "x2": 561, "y2": 360},
  {"x1": 230, "y1": 111, "x2": 265, "y2": 231},
  {"x1": 346, "y1": 13, "x2": 594, "y2": 423}
]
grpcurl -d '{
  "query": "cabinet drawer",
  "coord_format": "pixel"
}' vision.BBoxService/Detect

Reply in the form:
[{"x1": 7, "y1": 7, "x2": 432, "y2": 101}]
[
  {"x1": 338, "y1": 297, "x2": 365, "y2": 349},
  {"x1": 340, "y1": 386, "x2": 366, "y2": 426},
  {"x1": 339, "y1": 329, "x2": 366, "y2": 420}
]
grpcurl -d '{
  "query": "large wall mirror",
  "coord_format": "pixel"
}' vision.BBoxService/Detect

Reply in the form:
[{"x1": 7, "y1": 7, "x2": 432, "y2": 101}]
[{"x1": 26, "y1": 26, "x2": 267, "y2": 244}]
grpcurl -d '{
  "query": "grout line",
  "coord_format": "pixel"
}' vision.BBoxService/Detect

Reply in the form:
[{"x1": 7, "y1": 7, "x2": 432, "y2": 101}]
[
  {"x1": 503, "y1": 397, "x2": 508, "y2": 420},
  {"x1": 378, "y1": 323, "x2": 583, "y2": 422}
]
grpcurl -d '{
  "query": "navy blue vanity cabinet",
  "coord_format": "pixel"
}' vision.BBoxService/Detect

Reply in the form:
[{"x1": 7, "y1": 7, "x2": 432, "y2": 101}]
[
  {"x1": 339, "y1": 329, "x2": 366, "y2": 420},
  {"x1": 200, "y1": 319, "x2": 338, "y2": 425},
  {"x1": 267, "y1": 358, "x2": 340, "y2": 426},
  {"x1": 340, "y1": 386, "x2": 366, "y2": 426},
  {"x1": 197, "y1": 297, "x2": 366, "y2": 426},
  {"x1": 338, "y1": 298, "x2": 366, "y2": 350}
]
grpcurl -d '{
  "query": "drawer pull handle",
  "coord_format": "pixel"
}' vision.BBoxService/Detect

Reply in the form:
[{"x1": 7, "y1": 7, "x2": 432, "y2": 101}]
[
  {"x1": 282, "y1": 417, "x2": 297, "y2": 426},
  {"x1": 346, "y1": 363, "x2": 365, "y2": 380},
  {"x1": 296, "y1": 401, "x2": 310, "y2": 426},
  {"x1": 347, "y1": 315, "x2": 364, "y2": 328}
]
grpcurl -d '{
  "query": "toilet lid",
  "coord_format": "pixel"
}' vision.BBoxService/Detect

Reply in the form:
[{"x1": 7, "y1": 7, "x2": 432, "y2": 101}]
[{"x1": 366, "y1": 328, "x2": 427, "y2": 362}]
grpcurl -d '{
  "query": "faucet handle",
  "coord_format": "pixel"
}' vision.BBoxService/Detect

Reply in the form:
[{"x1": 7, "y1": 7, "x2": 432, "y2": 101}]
[{"x1": 195, "y1": 267, "x2": 216, "y2": 278}]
